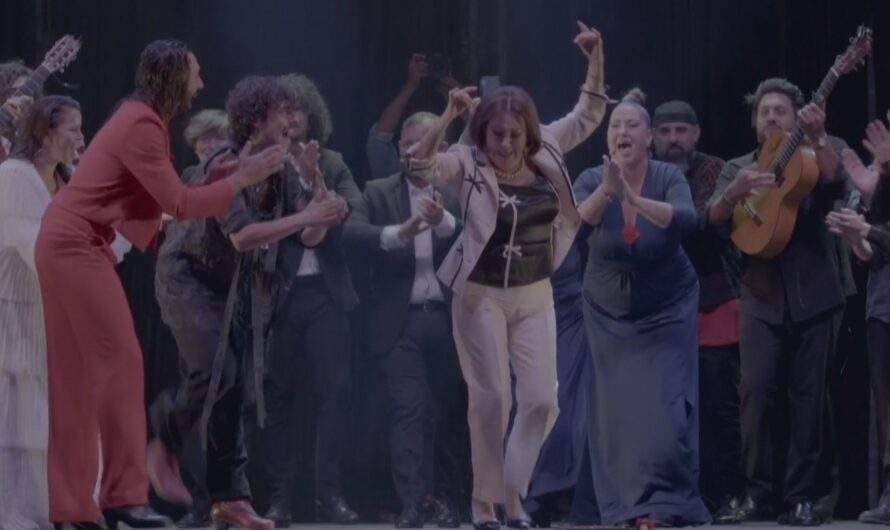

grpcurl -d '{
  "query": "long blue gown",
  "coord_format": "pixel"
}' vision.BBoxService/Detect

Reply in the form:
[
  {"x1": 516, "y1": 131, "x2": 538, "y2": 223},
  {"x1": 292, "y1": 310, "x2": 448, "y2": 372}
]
[
  {"x1": 525, "y1": 242, "x2": 598, "y2": 521},
  {"x1": 573, "y1": 160, "x2": 711, "y2": 525}
]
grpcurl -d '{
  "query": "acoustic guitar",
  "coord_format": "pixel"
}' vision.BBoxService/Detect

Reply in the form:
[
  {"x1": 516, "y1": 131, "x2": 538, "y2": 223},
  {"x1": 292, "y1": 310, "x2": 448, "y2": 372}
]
[
  {"x1": 731, "y1": 26, "x2": 872, "y2": 258},
  {"x1": 0, "y1": 35, "x2": 81, "y2": 134}
]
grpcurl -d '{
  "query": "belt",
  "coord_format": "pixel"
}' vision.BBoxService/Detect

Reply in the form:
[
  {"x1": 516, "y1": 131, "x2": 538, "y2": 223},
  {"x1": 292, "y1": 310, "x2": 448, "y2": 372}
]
[{"x1": 409, "y1": 299, "x2": 448, "y2": 312}]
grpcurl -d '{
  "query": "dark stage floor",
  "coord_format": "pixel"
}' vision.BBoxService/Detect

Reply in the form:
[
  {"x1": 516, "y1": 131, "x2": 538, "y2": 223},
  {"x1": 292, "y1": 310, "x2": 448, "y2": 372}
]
[{"x1": 149, "y1": 522, "x2": 882, "y2": 530}]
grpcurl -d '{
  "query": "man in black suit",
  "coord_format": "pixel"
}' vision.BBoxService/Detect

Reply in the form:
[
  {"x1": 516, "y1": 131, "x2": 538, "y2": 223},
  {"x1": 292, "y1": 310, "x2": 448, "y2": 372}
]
[{"x1": 345, "y1": 111, "x2": 467, "y2": 528}]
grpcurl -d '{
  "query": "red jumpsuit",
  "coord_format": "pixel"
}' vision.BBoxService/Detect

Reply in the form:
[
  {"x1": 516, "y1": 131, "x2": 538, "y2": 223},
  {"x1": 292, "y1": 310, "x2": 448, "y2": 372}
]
[{"x1": 34, "y1": 100, "x2": 235, "y2": 522}]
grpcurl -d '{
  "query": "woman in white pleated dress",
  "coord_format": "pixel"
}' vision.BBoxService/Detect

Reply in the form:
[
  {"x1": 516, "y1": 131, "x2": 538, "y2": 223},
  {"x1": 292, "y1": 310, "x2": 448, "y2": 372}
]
[{"x1": 0, "y1": 95, "x2": 83, "y2": 530}]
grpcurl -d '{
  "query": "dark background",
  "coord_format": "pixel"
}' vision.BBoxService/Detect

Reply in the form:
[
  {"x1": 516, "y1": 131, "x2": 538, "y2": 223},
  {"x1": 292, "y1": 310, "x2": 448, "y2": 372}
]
[{"x1": 3, "y1": 0, "x2": 888, "y2": 520}]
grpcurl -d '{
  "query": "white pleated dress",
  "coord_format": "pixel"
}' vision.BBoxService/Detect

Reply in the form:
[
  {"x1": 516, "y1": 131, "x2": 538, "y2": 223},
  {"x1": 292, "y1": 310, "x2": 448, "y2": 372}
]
[{"x1": 0, "y1": 157, "x2": 52, "y2": 530}]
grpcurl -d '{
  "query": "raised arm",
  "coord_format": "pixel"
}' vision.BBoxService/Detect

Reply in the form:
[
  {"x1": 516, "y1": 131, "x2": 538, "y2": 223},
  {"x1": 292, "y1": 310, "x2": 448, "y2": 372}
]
[
  {"x1": 121, "y1": 119, "x2": 286, "y2": 219},
  {"x1": 406, "y1": 86, "x2": 477, "y2": 190},
  {"x1": 544, "y1": 21, "x2": 607, "y2": 154}
]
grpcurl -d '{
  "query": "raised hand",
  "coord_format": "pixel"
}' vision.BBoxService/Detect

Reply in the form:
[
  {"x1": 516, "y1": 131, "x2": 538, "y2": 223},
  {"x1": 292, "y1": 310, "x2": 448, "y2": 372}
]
[
  {"x1": 798, "y1": 103, "x2": 827, "y2": 143},
  {"x1": 724, "y1": 164, "x2": 776, "y2": 204},
  {"x1": 233, "y1": 141, "x2": 288, "y2": 188},
  {"x1": 416, "y1": 194, "x2": 445, "y2": 226},
  {"x1": 841, "y1": 148, "x2": 879, "y2": 198},
  {"x1": 574, "y1": 21, "x2": 602, "y2": 59},
  {"x1": 292, "y1": 140, "x2": 327, "y2": 193},
  {"x1": 444, "y1": 86, "x2": 478, "y2": 121},
  {"x1": 575, "y1": 21, "x2": 604, "y2": 91},
  {"x1": 864, "y1": 119, "x2": 890, "y2": 168},
  {"x1": 397, "y1": 215, "x2": 431, "y2": 241},
  {"x1": 407, "y1": 53, "x2": 429, "y2": 88},
  {"x1": 302, "y1": 191, "x2": 347, "y2": 228},
  {"x1": 599, "y1": 155, "x2": 624, "y2": 199},
  {"x1": 826, "y1": 207, "x2": 870, "y2": 242},
  {"x1": 1, "y1": 94, "x2": 33, "y2": 123}
]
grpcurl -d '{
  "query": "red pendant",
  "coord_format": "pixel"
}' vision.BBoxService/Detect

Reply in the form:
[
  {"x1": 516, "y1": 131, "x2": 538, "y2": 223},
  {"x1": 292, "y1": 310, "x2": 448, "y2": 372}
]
[{"x1": 622, "y1": 225, "x2": 640, "y2": 246}]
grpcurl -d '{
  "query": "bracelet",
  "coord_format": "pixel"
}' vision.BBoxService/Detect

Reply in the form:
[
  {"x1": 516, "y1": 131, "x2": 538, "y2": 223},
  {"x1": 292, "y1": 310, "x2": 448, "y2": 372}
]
[{"x1": 581, "y1": 86, "x2": 615, "y2": 103}]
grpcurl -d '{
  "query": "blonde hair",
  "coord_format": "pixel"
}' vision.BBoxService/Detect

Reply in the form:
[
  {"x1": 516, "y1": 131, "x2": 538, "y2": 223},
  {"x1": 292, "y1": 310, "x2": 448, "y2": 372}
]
[{"x1": 183, "y1": 109, "x2": 229, "y2": 149}]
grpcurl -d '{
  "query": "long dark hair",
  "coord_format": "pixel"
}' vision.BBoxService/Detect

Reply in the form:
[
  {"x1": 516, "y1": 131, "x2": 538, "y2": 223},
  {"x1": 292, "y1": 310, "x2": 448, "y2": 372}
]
[
  {"x1": 11, "y1": 95, "x2": 80, "y2": 184},
  {"x1": 132, "y1": 39, "x2": 192, "y2": 122}
]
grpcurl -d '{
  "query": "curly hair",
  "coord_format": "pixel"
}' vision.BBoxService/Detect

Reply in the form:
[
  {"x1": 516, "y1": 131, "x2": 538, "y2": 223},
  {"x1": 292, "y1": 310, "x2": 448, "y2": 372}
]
[
  {"x1": 278, "y1": 73, "x2": 333, "y2": 145},
  {"x1": 0, "y1": 59, "x2": 35, "y2": 103},
  {"x1": 133, "y1": 39, "x2": 192, "y2": 122},
  {"x1": 11, "y1": 95, "x2": 80, "y2": 183},
  {"x1": 225, "y1": 75, "x2": 295, "y2": 148},
  {"x1": 745, "y1": 77, "x2": 805, "y2": 128}
]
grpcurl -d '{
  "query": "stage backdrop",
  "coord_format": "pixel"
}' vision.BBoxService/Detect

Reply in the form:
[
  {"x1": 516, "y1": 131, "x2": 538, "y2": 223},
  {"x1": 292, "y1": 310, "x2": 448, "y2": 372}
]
[{"x1": 3, "y1": 0, "x2": 888, "y2": 518}]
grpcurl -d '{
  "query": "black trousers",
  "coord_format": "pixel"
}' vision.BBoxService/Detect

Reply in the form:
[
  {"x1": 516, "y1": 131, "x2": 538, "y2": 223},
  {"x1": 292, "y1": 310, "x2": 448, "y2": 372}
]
[
  {"x1": 739, "y1": 309, "x2": 838, "y2": 506},
  {"x1": 251, "y1": 276, "x2": 352, "y2": 508},
  {"x1": 151, "y1": 287, "x2": 250, "y2": 503},
  {"x1": 699, "y1": 343, "x2": 743, "y2": 510},
  {"x1": 381, "y1": 303, "x2": 468, "y2": 509},
  {"x1": 868, "y1": 318, "x2": 890, "y2": 504}
]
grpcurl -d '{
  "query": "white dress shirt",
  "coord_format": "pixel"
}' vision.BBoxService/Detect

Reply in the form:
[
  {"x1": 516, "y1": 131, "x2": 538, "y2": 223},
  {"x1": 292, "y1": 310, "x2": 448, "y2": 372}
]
[{"x1": 379, "y1": 179, "x2": 456, "y2": 304}]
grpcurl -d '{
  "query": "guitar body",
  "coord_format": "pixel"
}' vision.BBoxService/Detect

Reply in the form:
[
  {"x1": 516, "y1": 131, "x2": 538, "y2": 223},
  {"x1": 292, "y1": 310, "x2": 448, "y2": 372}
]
[{"x1": 730, "y1": 131, "x2": 819, "y2": 258}]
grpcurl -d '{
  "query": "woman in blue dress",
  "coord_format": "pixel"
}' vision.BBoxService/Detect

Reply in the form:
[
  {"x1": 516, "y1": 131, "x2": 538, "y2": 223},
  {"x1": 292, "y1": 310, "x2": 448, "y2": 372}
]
[{"x1": 573, "y1": 89, "x2": 710, "y2": 526}]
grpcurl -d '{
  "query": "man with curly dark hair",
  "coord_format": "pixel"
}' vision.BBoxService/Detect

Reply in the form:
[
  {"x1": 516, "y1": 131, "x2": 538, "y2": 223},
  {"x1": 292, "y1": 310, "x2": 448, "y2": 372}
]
[
  {"x1": 149, "y1": 74, "x2": 348, "y2": 530},
  {"x1": 242, "y1": 73, "x2": 364, "y2": 526}
]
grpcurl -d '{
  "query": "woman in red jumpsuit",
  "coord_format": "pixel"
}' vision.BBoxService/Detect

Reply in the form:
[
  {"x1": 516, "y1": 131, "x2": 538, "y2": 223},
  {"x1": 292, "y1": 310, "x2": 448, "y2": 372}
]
[{"x1": 34, "y1": 39, "x2": 286, "y2": 529}]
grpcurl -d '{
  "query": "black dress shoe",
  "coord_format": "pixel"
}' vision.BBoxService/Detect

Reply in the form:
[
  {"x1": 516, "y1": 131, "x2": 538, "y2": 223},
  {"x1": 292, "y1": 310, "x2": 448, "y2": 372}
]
[
  {"x1": 103, "y1": 506, "x2": 171, "y2": 529},
  {"x1": 778, "y1": 501, "x2": 822, "y2": 526},
  {"x1": 506, "y1": 519, "x2": 532, "y2": 529},
  {"x1": 265, "y1": 504, "x2": 292, "y2": 528},
  {"x1": 316, "y1": 495, "x2": 360, "y2": 524},
  {"x1": 395, "y1": 504, "x2": 424, "y2": 528},
  {"x1": 714, "y1": 496, "x2": 767, "y2": 525},
  {"x1": 860, "y1": 504, "x2": 890, "y2": 525},
  {"x1": 473, "y1": 522, "x2": 501, "y2": 530},
  {"x1": 177, "y1": 508, "x2": 212, "y2": 528}
]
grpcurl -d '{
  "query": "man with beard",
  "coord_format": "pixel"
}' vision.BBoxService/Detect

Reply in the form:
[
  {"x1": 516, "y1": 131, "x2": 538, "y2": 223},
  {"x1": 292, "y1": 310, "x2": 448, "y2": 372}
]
[
  {"x1": 651, "y1": 101, "x2": 742, "y2": 514},
  {"x1": 34, "y1": 40, "x2": 287, "y2": 529},
  {"x1": 707, "y1": 78, "x2": 849, "y2": 526}
]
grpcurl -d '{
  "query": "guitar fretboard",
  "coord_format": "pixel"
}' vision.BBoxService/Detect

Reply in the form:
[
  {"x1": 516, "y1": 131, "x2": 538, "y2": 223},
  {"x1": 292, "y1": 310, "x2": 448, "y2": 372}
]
[{"x1": 769, "y1": 67, "x2": 840, "y2": 179}]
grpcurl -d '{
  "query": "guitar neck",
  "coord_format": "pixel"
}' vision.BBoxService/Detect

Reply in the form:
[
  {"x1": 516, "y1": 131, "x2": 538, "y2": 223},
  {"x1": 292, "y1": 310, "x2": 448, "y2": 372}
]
[
  {"x1": 0, "y1": 65, "x2": 51, "y2": 131},
  {"x1": 769, "y1": 67, "x2": 840, "y2": 175}
]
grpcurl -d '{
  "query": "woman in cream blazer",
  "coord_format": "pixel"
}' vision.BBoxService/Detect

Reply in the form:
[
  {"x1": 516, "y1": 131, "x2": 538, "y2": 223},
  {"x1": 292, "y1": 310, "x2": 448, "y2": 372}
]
[{"x1": 408, "y1": 22, "x2": 607, "y2": 530}]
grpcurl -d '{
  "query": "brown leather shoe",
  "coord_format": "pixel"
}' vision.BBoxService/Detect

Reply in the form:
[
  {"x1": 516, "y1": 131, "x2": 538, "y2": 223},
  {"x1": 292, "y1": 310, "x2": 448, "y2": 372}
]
[
  {"x1": 146, "y1": 438, "x2": 193, "y2": 506},
  {"x1": 211, "y1": 500, "x2": 274, "y2": 530}
]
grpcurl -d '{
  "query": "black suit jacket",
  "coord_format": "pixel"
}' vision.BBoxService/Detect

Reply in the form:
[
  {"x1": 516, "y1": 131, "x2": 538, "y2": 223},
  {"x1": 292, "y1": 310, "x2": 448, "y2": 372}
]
[
  {"x1": 283, "y1": 147, "x2": 362, "y2": 312},
  {"x1": 343, "y1": 172, "x2": 461, "y2": 354}
]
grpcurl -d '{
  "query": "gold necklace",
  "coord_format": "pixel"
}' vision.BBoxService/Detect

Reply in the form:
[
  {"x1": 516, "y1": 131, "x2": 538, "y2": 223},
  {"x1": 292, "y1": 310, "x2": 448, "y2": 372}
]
[{"x1": 495, "y1": 159, "x2": 525, "y2": 181}]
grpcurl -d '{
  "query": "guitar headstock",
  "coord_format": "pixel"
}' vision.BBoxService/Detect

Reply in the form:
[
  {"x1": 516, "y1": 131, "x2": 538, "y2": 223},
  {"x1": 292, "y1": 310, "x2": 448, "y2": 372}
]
[
  {"x1": 834, "y1": 25, "x2": 873, "y2": 75},
  {"x1": 41, "y1": 35, "x2": 81, "y2": 75}
]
